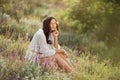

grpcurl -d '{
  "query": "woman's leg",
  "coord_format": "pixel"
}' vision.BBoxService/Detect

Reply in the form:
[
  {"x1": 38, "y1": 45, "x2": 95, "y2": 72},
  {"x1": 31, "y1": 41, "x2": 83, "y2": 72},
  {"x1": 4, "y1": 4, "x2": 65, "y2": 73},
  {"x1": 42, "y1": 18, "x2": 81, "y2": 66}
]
[
  {"x1": 40, "y1": 56, "x2": 57, "y2": 69},
  {"x1": 59, "y1": 53, "x2": 74, "y2": 68},
  {"x1": 56, "y1": 49, "x2": 74, "y2": 68},
  {"x1": 54, "y1": 53, "x2": 74, "y2": 72}
]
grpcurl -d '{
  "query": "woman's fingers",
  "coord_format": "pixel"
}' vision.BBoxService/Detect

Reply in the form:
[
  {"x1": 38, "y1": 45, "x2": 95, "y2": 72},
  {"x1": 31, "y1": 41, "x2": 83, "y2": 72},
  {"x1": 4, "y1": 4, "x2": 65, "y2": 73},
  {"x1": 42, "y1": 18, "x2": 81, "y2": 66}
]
[
  {"x1": 62, "y1": 52, "x2": 68, "y2": 58},
  {"x1": 62, "y1": 50, "x2": 69, "y2": 57},
  {"x1": 53, "y1": 30, "x2": 59, "y2": 37}
]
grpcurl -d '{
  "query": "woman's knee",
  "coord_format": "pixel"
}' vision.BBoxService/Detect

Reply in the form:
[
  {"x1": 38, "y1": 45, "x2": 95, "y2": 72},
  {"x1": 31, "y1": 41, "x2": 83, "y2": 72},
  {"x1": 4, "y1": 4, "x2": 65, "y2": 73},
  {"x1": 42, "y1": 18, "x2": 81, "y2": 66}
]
[
  {"x1": 61, "y1": 49, "x2": 66, "y2": 53},
  {"x1": 54, "y1": 53, "x2": 60, "y2": 58}
]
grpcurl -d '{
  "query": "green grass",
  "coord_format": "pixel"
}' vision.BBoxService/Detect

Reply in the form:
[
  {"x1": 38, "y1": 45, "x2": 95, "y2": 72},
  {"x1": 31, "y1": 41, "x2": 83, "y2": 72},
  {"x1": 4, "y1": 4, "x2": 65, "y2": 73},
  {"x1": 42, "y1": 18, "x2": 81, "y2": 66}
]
[
  {"x1": 0, "y1": 36, "x2": 120, "y2": 80},
  {"x1": 0, "y1": 15, "x2": 120, "y2": 80},
  {"x1": 0, "y1": 49, "x2": 120, "y2": 80}
]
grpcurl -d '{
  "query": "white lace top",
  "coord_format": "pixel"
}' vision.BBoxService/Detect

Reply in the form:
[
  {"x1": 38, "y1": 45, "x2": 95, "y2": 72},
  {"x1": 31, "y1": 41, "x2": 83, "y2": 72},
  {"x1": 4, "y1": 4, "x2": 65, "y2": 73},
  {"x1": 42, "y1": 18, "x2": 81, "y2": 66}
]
[{"x1": 25, "y1": 29, "x2": 60, "y2": 61}]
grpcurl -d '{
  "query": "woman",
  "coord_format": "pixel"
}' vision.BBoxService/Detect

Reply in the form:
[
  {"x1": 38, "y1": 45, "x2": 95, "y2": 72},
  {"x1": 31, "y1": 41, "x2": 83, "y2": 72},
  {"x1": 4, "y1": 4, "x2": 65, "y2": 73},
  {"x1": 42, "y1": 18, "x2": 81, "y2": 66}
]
[{"x1": 25, "y1": 16, "x2": 74, "y2": 72}]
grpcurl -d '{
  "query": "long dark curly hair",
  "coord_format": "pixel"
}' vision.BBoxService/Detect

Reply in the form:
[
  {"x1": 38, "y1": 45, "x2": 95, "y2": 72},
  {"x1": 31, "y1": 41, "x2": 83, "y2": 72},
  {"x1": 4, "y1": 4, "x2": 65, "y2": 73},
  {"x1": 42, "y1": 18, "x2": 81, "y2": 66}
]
[{"x1": 42, "y1": 16, "x2": 59, "y2": 44}]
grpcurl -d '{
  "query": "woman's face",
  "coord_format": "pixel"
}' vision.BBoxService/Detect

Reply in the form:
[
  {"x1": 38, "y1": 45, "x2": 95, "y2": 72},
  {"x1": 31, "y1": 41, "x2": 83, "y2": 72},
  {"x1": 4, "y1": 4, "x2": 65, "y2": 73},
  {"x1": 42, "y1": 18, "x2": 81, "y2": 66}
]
[{"x1": 50, "y1": 19, "x2": 57, "y2": 31}]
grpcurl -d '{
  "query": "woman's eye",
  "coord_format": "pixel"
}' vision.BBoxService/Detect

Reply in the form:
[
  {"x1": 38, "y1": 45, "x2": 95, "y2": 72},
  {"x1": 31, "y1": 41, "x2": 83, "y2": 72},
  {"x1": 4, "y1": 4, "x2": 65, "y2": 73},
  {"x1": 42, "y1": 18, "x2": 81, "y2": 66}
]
[{"x1": 51, "y1": 21, "x2": 57, "y2": 24}]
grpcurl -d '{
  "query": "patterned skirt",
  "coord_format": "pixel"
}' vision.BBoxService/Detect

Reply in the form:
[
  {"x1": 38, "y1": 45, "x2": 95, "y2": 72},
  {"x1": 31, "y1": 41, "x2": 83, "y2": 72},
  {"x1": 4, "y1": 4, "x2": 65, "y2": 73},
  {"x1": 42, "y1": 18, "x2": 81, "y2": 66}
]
[{"x1": 25, "y1": 49, "x2": 56, "y2": 68}]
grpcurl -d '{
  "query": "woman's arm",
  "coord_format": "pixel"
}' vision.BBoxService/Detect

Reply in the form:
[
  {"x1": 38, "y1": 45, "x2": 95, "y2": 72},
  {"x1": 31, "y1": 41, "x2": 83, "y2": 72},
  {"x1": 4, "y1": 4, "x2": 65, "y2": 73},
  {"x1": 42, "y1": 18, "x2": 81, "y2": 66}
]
[
  {"x1": 54, "y1": 36, "x2": 59, "y2": 49},
  {"x1": 53, "y1": 30, "x2": 59, "y2": 49},
  {"x1": 56, "y1": 49, "x2": 69, "y2": 58},
  {"x1": 38, "y1": 32, "x2": 56, "y2": 56}
]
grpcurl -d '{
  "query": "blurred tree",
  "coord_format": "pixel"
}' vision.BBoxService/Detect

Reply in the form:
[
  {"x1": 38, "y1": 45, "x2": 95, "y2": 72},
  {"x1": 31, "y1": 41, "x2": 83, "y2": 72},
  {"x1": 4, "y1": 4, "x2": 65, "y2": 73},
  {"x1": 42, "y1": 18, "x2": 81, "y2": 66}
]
[
  {"x1": 68, "y1": 0, "x2": 120, "y2": 47},
  {"x1": 103, "y1": 0, "x2": 120, "y2": 5},
  {"x1": 69, "y1": 0, "x2": 106, "y2": 33},
  {"x1": 0, "y1": 0, "x2": 44, "y2": 22}
]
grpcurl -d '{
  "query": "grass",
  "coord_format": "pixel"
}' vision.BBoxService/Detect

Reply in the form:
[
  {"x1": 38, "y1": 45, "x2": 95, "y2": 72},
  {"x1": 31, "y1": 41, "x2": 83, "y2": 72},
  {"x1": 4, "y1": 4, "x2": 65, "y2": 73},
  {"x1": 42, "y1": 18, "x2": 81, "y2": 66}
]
[
  {"x1": 0, "y1": 36, "x2": 120, "y2": 80},
  {"x1": 0, "y1": 15, "x2": 120, "y2": 80}
]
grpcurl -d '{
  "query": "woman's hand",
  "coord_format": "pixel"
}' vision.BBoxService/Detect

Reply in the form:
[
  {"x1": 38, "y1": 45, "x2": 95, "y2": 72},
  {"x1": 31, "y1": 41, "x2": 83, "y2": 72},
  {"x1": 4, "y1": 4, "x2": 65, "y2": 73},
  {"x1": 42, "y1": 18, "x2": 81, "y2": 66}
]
[
  {"x1": 56, "y1": 49, "x2": 69, "y2": 58},
  {"x1": 53, "y1": 30, "x2": 59, "y2": 37}
]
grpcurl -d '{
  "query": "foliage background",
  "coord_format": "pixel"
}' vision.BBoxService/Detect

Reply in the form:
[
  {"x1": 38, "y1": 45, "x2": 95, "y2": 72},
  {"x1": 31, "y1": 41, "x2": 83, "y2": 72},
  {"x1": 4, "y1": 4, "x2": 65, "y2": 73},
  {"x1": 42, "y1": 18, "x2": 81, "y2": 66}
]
[{"x1": 0, "y1": 0, "x2": 120, "y2": 80}]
